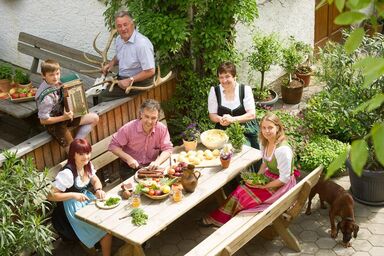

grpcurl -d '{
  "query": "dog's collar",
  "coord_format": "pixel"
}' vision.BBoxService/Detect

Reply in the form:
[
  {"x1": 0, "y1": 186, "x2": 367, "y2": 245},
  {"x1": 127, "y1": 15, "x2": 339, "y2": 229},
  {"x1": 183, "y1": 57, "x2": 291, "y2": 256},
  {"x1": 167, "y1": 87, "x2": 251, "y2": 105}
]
[{"x1": 343, "y1": 217, "x2": 354, "y2": 222}]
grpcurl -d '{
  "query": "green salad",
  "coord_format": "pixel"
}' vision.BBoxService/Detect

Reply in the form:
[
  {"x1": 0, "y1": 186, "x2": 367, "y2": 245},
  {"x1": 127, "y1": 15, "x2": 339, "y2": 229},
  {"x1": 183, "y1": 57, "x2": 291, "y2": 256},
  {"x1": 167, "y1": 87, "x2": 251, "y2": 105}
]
[
  {"x1": 104, "y1": 197, "x2": 121, "y2": 206},
  {"x1": 130, "y1": 208, "x2": 148, "y2": 226},
  {"x1": 240, "y1": 172, "x2": 269, "y2": 185}
]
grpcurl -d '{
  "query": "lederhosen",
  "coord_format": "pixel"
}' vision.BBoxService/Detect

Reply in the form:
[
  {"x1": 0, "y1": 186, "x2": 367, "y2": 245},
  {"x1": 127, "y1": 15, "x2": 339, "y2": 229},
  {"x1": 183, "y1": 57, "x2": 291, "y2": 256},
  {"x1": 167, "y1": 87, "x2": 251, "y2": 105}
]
[
  {"x1": 37, "y1": 87, "x2": 80, "y2": 147},
  {"x1": 214, "y1": 84, "x2": 259, "y2": 150},
  {"x1": 51, "y1": 164, "x2": 91, "y2": 242}
]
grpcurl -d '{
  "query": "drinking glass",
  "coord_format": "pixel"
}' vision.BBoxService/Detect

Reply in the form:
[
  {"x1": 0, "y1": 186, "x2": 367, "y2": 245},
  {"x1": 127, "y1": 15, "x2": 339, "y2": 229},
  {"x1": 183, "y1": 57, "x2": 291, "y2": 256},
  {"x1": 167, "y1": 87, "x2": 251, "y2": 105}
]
[{"x1": 131, "y1": 193, "x2": 141, "y2": 208}]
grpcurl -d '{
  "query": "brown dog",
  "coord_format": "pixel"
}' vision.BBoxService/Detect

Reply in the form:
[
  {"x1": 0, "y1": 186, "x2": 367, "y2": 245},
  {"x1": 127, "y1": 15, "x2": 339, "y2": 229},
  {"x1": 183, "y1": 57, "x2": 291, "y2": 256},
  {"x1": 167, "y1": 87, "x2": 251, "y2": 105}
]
[{"x1": 305, "y1": 176, "x2": 359, "y2": 247}]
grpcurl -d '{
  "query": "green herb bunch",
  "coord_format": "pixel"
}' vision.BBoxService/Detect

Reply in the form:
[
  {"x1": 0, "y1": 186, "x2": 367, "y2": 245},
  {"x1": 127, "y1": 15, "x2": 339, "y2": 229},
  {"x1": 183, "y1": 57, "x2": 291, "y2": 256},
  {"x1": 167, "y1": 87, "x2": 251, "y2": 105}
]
[
  {"x1": 13, "y1": 68, "x2": 30, "y2": 85},
  {"x1": 130, "y1": 208, "x2": 148, "y2": 226},
  {"x1": 104, "y1": 197, "x2": 120, "y2": 206},
  {"x1": 240, "y1": 171, "x2": 269, "y2": 185},
  {"x1": 225, "y1": 122, "x2": 246, "y2": 152}
]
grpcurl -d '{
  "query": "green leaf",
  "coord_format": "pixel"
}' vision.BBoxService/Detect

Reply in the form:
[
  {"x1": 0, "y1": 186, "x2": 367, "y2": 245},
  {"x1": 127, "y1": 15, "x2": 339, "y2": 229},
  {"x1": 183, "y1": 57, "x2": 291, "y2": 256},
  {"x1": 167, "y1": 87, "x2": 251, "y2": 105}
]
[
  {"x1": 335, "y1": 0, "x2": 345, "y2": 12},
  {"x1": 326, "y1": 148, "x2": 348, "y2": 179},
  {"x1": 344, "y1": 28, "x2": 364, "y2": 54},
  {"x1": 350, "y1": 139, "x2": 368, "y2": 176},
  {"x1": 334, "y1": 11, "x2": 367, "y2": 25},
  {"x1": 354, "y1": 94, "x2": 384, "y2": 113},
  {"x1": 347, "y1": 0, "x2": 371, "y2": 10},
  {"x1": 372, "y1": 123, "x2": 384, "y2": 167}
]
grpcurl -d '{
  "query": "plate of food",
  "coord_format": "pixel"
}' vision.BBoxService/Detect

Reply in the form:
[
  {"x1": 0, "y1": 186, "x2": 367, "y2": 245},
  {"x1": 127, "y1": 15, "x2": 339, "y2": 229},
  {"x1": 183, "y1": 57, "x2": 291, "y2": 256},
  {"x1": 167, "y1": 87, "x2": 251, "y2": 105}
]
[
  {"x1": 8, "y1": 87, "x2": 37, "y2": 103},
  {"x1": 172, "y1": 148, "x2": 221, "y2": 167},
  {"x1": 96, "y1": 194, "x2": 122, "y2": 209},
  {"x1": 134, "y1": 167, "x2": 166, "y2": 183},
  {"x1": 135, "y1": 177, "x2": 176, "y2": 200},
  {"x1": 240, "y1": 172, "x2": 269, "y2": 188}
]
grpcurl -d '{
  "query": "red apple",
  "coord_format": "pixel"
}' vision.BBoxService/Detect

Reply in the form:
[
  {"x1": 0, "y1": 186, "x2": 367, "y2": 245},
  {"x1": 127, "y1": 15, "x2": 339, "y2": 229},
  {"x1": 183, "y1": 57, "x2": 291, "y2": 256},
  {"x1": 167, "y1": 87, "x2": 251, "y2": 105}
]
[
  {"x1": 19, "y1": 93, "x2": 27, "y2": 98},
  {"x1": 11, "y1": 93, "x2": 19, "y2": 99}
]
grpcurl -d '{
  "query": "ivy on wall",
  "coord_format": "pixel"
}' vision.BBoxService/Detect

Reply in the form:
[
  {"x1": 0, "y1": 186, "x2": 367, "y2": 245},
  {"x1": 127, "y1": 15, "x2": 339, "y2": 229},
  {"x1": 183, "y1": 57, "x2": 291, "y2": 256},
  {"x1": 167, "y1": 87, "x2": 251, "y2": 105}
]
[{"x1": 102, "y1": 0, "x2": 258, "y2": 142}]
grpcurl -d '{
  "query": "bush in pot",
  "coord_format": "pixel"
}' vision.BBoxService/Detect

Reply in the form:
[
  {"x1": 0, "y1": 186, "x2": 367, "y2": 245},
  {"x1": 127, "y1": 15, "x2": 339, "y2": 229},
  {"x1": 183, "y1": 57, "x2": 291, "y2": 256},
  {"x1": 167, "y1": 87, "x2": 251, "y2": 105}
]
[
  {"x1": 13, "y1": 68, "x2": 31, "y2": 86},
  {"x1": 0, "y1": 63, "x2": 13, "y2": 93},
  {"x1": 0, "y1": 151, "x2": 54, "y2": 255},
  {"x1": 225, "y1": 122, "x2": 246, "y2": 152},
  {"x1": 247, "y1": 32, "x2": 281, "y2": 105},
  {"x1": 280, "y1": 36, "x2": 307, "y2": 104}
]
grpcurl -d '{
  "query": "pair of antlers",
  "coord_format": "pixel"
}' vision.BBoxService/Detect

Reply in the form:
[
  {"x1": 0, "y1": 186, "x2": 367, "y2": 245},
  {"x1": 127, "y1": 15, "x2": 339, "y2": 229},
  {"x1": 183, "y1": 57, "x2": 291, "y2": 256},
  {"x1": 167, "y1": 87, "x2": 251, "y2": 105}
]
[{"x1": 82, "y1": 30, "x2": 172, "y2": 94}]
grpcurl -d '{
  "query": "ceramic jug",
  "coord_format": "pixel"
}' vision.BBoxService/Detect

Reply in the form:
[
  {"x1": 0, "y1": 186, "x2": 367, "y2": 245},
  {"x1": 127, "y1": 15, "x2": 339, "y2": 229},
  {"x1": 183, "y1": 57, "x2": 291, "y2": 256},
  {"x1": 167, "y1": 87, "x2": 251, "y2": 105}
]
[{"x1": 180, "y1": 164, "x2": 201, "y2": 193}]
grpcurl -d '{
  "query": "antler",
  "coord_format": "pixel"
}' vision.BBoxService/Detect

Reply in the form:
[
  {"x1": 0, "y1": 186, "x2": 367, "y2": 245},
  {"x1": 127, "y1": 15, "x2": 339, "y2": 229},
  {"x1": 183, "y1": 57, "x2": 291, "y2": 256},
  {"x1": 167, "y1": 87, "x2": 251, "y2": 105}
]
[{"x1": 81, "y1": 29, "x2": 117, "y2": 73}]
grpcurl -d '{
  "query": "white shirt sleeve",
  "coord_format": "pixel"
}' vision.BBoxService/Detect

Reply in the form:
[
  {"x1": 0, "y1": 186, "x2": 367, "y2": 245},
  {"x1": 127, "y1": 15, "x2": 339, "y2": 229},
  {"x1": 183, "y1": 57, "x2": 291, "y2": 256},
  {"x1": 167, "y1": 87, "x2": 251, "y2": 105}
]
[
  {"x1": 243, "y1": 85, "x2": 256, "y2": 112},
  {"x1": 275, "y1": 145, "x2": 293, "y2": 183},
  {"x1": 53, "y1": 168, "x2": 74, "y2": 192},
  {"x1": 208, "y1": 86, "x2": 218, "y2": 114},
  {"x1": 90, "y1": 162, "x2": 96, "y2": 178}
]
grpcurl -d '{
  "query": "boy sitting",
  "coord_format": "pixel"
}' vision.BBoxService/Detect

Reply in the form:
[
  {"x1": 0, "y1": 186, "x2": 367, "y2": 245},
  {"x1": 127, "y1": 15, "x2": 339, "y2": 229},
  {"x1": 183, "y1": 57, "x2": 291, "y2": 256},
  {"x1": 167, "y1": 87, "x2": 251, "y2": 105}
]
[{"x1": 35, "y1": 59, "x2": 99, "y2": 152}]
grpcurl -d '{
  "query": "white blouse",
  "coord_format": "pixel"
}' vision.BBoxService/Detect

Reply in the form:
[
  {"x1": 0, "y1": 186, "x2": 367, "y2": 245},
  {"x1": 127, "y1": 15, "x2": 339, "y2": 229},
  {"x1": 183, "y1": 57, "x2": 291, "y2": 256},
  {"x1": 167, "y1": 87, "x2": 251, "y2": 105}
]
[
  {"x1": 208, "y1": 83, "x2": 255, "y2": 114},
  {"x1": 260, "y1": 144, "x2": 293, "y2": 184},
  {"x1": 53, "y1": 163, "x2": 96, "y2": 192}
]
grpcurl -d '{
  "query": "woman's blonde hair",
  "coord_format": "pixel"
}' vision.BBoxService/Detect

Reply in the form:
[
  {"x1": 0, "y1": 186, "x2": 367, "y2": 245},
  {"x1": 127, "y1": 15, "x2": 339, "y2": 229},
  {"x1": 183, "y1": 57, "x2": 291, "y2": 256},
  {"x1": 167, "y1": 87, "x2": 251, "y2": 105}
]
[{"x1": 258, "y1": 112, "x2": 286, "y2": 147}]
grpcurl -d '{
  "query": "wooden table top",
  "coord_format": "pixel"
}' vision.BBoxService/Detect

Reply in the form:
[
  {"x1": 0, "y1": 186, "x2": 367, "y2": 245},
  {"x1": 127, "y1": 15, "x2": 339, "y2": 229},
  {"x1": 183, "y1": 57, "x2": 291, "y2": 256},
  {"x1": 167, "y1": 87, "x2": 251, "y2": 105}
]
[
  {"x1": 75, "y1": 145, "x2": 261, "y2": 246},
  {"x1": 0, "y1": 98, "x2": 37, "y2": 119}
]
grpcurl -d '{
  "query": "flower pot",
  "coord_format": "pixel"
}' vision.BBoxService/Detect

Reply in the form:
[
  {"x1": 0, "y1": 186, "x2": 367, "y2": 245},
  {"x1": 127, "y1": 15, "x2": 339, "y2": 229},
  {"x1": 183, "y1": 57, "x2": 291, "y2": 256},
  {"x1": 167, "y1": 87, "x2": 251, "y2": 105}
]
[
  {"x1": 295, "y1": 72, "x2": 311, "y2": 87},
  {"x1": 346, "y1": 159, "x2": 384, "y2": 206},
  {"x1": 281, "y1": 78, "x2": 304, "y2": 104},
  {"x1": 183, "y1": 139, "x2": 197, "y2": 152},
  {"x1": 255, "y1": 89, "x2": 279, "y2": 107},
  {"x1": 0, "y1": 79, "x2": 11, "y2": 93},
  {"x1": 220, "y1": 158, "x2": 231, "y2": 168}
]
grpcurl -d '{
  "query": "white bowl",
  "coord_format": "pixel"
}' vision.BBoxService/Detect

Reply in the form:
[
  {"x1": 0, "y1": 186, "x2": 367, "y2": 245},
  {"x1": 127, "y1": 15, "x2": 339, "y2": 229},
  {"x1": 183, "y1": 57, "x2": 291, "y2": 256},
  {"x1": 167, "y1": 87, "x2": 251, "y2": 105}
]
[{"x1": 200, "y1": 129, "x2": 229, "y2": 149}]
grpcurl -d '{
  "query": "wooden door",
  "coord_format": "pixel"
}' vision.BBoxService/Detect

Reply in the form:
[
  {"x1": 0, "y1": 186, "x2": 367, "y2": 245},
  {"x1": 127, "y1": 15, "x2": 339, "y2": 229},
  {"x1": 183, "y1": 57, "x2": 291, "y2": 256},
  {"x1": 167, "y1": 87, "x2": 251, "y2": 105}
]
[{"x1": 314, "y1": 0, "x2": 346, "y2": 49}]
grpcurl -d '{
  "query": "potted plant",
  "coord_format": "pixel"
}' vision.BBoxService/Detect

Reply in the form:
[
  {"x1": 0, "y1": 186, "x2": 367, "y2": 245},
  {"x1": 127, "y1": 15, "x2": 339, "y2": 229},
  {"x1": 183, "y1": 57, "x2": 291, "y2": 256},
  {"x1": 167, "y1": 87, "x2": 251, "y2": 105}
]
[
  {"x1": 294, "y1": 41, "x2": 313, "y2": 87},
  {"x1": 0, "y1": 63, "x2": 13, "y2": 93},
  {"x1": 0, "y1": 151, "x2": 54, "y2": 255},
  {"x1": 13, "y1": 68, "x2": 31, "y2": 87},
  {"x1": 220, "y1": 144, "x2": 233, "y2": 168},
  {"x1": 225, "y1": 122, "x2": 246, "y2": 153},
  {"x1": 247, "y1": 32, "x2": 281, "y2": 106},
  {"x1": 280, "y1": 36, "x2": 306, "y2": 104},
  {"x1": 181, "y1": 123, "x2": 200, "y2": 151}
]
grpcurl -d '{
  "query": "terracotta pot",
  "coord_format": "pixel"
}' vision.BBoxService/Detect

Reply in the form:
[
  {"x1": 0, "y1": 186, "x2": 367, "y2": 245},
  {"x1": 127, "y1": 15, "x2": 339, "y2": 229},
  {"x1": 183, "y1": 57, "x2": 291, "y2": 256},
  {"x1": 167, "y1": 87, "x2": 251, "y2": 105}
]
[
  {"x1": 0, "y1": 79, "x2": 11, "y2": 93},
  {"x1": 281, "y1": 78, "x2": 304, "y2": 104},
  {"x1": 220, "y1": 158, "x2": 231, "y2": 168},
  {"x1": 183, "y1": 139, "x2": 197, "y2": 152},
  {"x1": 295, "y1": 72, "x2": 311, "y2": 87}
]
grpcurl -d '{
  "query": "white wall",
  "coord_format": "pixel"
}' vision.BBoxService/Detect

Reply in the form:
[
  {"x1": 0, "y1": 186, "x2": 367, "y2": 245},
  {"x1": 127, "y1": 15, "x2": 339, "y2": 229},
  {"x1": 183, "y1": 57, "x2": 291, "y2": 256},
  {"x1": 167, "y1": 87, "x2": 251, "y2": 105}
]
[
  {"x1": 236, "y1": 0, "x2": 315, "y2": 86},
  {"x1": 0, "y1": 0, "x2": 314, "y2": 85},
  {"x1": 0, "y1": 0, "x2": 113, "y2": 70}
]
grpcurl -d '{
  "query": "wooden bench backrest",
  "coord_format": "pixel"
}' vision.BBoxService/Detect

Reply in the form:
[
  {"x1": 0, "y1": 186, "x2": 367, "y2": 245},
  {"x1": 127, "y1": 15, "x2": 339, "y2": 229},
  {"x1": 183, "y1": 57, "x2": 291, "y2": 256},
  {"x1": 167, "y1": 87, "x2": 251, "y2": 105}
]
[
  {"x1": 186, "y1": 165, "x2": 323, "y2": 256},
  {"x1": 18, "y1": 32, "x2": 102, "y2": 78},
  {"x1": 47, "y1": 135, "x2": 115, "y2": 180}
]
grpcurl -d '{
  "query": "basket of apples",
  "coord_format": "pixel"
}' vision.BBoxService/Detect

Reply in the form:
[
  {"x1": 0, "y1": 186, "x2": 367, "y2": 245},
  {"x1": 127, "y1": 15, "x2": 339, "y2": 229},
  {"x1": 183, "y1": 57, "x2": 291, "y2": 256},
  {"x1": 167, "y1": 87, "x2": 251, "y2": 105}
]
[
  {"x1": 8, "y1": 86, "x2": 37, "y2": 102},
  {"x1": 137, "y1": 177, "x2": 177, "y2": 200},
  {"x1": 167, "y1": 161, "x2": 188, "y2": 180}
]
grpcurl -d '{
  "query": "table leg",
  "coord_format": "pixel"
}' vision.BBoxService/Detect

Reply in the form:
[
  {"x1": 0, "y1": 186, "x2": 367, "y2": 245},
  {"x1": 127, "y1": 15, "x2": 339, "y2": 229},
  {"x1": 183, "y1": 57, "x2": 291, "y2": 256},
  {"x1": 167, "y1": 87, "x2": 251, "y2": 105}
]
[{"x1": 115, "y1": 242, "x2": 145, "y2": 256}]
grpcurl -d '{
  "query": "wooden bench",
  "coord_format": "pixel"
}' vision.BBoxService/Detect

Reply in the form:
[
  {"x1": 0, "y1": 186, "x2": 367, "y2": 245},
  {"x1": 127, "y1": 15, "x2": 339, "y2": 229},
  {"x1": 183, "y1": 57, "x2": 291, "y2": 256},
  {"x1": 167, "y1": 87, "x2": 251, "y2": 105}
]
[
  {"x1": 18, "y1": 32, "x2": 102, "y2": 82},
  {"x1": 186, "y1": 165, "x2": 323, "y2": 256}
]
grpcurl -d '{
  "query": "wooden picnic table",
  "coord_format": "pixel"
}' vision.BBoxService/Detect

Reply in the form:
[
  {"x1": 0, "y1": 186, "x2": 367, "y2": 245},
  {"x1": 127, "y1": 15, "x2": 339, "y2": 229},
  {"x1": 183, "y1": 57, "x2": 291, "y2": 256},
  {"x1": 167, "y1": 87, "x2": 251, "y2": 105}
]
[
  {"x1": 75, "y1": 145, "x2": 261, "y2": 256},
  {"x1": 0, "y1": 98, "x2": 37, "y2": 119}
]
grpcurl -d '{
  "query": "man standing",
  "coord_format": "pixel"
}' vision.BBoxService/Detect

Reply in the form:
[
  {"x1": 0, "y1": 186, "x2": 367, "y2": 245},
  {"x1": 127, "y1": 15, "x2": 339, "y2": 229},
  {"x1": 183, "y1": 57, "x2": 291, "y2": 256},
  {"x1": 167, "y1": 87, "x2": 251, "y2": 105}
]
[
  {"x1": 108, "y1": 99, "x2": 173, "y2": 180},
  {"x1": 101, "y1": 11, "x2": 155, "y2": 101}
]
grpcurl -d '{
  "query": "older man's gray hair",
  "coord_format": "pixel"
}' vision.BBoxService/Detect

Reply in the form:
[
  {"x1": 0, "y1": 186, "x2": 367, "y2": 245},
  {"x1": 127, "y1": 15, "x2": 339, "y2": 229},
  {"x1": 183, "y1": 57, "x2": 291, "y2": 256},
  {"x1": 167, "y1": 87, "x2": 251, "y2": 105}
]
[
  {"x1": 115, "y1": 10, "x2": 134, "y2": 20},
  {"x1": 139, "y1": 99, "x2": 161, "y2": 114}
]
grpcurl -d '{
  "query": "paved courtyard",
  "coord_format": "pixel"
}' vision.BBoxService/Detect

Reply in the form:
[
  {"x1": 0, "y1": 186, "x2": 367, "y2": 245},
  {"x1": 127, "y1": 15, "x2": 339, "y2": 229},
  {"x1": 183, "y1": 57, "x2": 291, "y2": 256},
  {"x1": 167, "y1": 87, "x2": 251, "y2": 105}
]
[{"x1": 52, "y1": 175, "x2": 384, "y2": 256}]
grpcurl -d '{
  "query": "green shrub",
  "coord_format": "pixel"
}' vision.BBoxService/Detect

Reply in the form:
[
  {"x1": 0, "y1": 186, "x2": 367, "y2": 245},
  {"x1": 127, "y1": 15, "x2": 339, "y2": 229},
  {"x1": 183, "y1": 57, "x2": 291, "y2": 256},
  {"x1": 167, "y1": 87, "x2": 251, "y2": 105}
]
[
  {"x1": 305, "y1": 32, "x2": 383, "y2": 143},
  {"x1": 0, "y1": 64, "x2": 13, "y2": 81},
  {"x1": 298, "y1": 135, "x2": 349, "y2": 175},
  {"x1": 0, "y1": 151, "x2": 54, "y2": 255}
]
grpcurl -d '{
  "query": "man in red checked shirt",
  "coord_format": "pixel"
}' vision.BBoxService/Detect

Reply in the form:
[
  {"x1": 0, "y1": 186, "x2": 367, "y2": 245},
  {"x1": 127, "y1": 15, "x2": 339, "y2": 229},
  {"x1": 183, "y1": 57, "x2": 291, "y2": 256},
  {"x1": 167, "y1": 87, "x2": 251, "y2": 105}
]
[{"x1": 108, "y1": 99, "x2": 173, "y2": 180}]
